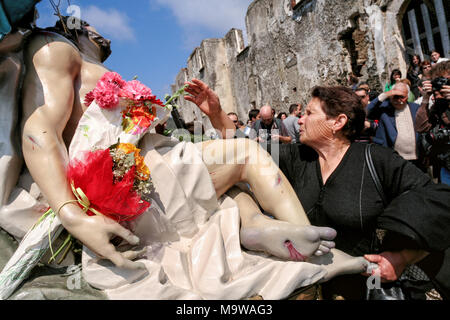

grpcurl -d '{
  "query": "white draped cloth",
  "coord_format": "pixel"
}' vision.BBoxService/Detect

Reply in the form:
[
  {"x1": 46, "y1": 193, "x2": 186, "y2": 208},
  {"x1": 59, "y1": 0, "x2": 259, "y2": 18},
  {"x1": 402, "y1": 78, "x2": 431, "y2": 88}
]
[{"x1": 1, "y1": 99, "x2": 328, "y2": 300}]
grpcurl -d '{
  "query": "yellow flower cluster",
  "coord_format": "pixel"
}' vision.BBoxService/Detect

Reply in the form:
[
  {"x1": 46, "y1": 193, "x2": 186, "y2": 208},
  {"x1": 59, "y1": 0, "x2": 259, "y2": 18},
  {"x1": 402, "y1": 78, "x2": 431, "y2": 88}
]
[{"x1": 116, "y1": 143, "x2": 150, "y2": 181}]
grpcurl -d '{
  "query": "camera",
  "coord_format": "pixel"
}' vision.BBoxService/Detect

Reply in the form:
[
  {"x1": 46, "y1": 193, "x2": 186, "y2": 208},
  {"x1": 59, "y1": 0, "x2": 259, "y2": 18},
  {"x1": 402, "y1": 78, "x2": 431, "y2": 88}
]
[
  {"x1": 421, "y1": 125, "x2": 450, "y2": 156},
  {"x1": 426, "y1": 126, "x2": 450, "y2": 143},
  {"x1": 431, "y1": 77, "x2": 449, "y2": 92}
]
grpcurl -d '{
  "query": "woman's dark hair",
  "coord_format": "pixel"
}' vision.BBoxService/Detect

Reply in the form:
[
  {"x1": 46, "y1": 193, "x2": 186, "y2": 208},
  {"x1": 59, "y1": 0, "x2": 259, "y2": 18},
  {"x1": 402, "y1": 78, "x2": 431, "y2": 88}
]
[
  {"x1": 277, "y1": 112, "x2": 287, "y2": 119},
  {"x1": 389, "y1": 69, "x2": 402, "y2": 85},
  {"x1": 311, "y1": 86, "x2": 366, "y2": 141},
  {"x1": 407, "y1": 55, "x2": 421, "y2": 73}
]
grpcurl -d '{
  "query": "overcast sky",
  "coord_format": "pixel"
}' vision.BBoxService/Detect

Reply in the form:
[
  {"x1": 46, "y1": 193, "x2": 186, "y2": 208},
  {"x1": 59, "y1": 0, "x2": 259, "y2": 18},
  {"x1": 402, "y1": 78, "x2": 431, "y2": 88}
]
[{"x1": 36, "y1": 0, "x2": 253, "y2": 99}]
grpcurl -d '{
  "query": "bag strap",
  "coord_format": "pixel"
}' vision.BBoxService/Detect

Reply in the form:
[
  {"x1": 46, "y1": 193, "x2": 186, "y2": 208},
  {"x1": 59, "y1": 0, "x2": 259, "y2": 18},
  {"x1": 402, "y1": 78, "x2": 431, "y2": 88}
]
[{"x1": 365, "y1": 144, "x2": 388, "y2": 207}]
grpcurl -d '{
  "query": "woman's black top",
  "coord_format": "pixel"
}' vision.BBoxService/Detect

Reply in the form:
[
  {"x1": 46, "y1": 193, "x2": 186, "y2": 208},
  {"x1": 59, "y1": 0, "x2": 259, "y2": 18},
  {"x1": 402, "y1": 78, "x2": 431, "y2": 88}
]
[{"x1": 278, "y1": 142, "x2": 450, "y2": 256}]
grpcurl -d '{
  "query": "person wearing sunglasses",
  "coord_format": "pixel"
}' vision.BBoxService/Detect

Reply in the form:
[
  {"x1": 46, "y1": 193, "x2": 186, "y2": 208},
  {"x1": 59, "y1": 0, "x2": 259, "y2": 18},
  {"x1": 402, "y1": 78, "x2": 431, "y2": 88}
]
[{"x1": 367, "y1": 82, "x2": 422, "y2": 169}]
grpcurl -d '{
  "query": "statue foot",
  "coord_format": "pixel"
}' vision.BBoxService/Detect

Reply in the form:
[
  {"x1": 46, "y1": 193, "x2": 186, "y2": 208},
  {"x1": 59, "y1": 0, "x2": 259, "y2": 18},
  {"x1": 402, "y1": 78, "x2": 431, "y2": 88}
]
[
  {"x1": 240, "y1": 218, "x2": 336, "y2": 261},
  {"x1": 308, "y1": 249, "x2": 370, "y2": 282}
]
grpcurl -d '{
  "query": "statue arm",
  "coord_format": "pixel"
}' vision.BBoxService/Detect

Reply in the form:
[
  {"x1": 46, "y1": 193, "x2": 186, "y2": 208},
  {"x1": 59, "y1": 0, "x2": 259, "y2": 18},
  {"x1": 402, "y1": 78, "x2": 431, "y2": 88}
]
[
  {"x1": 22, "y1": 39, "x2": 144, "y2": 269},
  {"x1": 22, "y1": 39, "x2": 81, "y2": 219}
]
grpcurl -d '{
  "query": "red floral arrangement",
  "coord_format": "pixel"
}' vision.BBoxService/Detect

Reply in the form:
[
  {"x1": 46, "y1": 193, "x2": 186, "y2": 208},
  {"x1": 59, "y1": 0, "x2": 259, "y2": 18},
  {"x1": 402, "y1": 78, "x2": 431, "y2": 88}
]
[{"x1": 68, "y1": 72, "x2": 166, "y2": 222}]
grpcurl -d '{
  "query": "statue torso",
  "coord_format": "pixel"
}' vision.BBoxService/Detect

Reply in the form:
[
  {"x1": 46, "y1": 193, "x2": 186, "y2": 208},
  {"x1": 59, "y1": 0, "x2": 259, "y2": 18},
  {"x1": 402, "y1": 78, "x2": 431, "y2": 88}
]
[{"x1": 21, "y1": 31, "x2": 109, "y2": 147}]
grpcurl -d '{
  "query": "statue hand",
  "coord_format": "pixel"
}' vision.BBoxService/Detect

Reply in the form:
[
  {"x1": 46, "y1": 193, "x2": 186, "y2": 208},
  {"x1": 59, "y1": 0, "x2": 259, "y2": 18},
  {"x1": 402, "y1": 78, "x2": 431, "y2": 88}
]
[
  {"x1": 184, "y1": 78, "x2": 222, "y2": 117},
  {"x1": 60, "y1": 206, "x2": 146, "y2": 270}
]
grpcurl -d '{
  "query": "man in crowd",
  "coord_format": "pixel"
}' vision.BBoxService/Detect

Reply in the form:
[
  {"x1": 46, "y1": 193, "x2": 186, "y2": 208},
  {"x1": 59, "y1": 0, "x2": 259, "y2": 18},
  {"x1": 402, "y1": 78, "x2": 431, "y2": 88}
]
[
  {"x1": 283, "y1": 103, "x2": 302, "y2": 144},
  {"x1": 251, "y1": 105, "x2": 292, "y2": 148},
  {"x1": 227, "y1": 112, "x2": 239, "y2": 129},
  {"x1": 354, "y1": 85, "x2": 377, "y2": 143},
  {"x1": 248, "y1": 108, "x2": 260, "y2": 126},
  {"x1": 431, "y1": 49, "x2": 449, "y2": 65},
  {"x1": 367, "y1": 82, "x2": 421, "y2": 167},
  {"x1": 227, "y1": 112, "x2": 247, "y2": 138}
]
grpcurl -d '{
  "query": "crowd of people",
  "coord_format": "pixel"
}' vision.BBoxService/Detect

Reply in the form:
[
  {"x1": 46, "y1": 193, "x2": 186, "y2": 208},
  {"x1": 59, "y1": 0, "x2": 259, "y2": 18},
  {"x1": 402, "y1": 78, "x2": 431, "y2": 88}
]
[
  {"x1": 195, "y1": 58, "x2": 450, "y2": 299},
  {"x1": 205, "y1": 51, "x2": 449, "y2": 300},
  {"x1": 222, "y1": 50, "x2": 449, "y2": 188}
]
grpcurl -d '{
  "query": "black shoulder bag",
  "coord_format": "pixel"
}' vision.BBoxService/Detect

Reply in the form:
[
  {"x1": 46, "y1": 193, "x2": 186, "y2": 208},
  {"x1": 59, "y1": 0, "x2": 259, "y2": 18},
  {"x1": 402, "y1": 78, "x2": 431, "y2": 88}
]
[{"x1": 364, "y1": 144, "x2": 434, "y2": 300}]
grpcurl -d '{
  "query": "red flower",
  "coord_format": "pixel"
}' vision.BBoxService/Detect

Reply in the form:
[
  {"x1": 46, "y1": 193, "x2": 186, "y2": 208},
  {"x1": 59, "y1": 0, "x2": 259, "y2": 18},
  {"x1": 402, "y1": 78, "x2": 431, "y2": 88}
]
[
  {"x1": 84, "y1": 91, "x2": 95, "y2": 107},
  {"x1": 67, "y1": 149, "x2": 150, "y2": 222}
]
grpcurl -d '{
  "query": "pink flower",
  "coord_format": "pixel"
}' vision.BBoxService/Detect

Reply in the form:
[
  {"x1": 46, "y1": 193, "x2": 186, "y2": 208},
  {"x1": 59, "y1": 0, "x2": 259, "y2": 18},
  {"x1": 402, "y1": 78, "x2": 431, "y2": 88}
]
[
  {"x1": 120, "y1": 80, "x2": 155, "y2": 102},
  {"x1": 83, "y1": 72, "x2": 165, "y2": 109},
  {"x1": 99, "y1": 72, "x2": 126, "y2": 89},
  {"x1": 93, "y1": 81, "x2": 120, "y2": 109},
  {"x1": 84, "y1": 72, "x2": 126, "y2": 109}
]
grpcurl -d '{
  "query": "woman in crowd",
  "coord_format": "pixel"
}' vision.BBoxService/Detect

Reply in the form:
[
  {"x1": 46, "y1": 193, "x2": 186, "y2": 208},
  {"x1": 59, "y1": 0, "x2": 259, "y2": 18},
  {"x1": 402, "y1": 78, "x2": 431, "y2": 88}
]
[
  {"x1": 385, "y1": 69, "x2": 402, "y2": 92},
  {"x1": 277, "y1": 85, "x2": 450, "y2": 299},
  {"x1": 277, "y1": 112, "x2": 288, "y2": 120},
  {"x1": 194, "y1": 79, "x2": 450, "y2": 299},
  {"x1": 407, "y1": 54, "x2": 422, "y2": 99},
  {"x1": 421, "y1": 60, "x2": 432, "y2": 77}
]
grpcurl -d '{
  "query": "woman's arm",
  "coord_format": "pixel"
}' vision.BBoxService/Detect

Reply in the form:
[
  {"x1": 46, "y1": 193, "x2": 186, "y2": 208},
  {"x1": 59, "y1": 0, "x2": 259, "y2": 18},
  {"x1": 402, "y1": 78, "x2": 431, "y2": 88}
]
[{"x1": 369, "y1": 144, "x2": 450, "y2": 261}]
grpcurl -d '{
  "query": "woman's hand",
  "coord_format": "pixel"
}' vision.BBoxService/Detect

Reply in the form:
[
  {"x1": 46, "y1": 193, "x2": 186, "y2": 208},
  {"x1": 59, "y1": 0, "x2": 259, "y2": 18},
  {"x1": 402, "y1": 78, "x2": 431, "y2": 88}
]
[
  {"x1": 363, "y1": 251, "x2": 407, "y2": 282},
  {"x1": 60, "y1": 205, "x2": 146, "y2": 270},
  {"x1": 184, "y1": 78, "x2": 222, "y2": 117},
  {"x1": 184, "y1": 78, "x2": 236, "y2": 138}
]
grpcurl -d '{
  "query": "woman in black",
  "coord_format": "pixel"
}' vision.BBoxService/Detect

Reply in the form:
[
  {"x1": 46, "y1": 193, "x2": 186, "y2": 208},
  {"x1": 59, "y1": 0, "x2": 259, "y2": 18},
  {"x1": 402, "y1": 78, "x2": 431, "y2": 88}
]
[
  {"x1": 185, "y1": 79, "x2": 450, "y2": 299},
  {"x1": 407, "y1": 55, "x2": 422, "y2": 99},
  {"x1": 278, "y1": 86, "x2": 450, "y2": 299}
]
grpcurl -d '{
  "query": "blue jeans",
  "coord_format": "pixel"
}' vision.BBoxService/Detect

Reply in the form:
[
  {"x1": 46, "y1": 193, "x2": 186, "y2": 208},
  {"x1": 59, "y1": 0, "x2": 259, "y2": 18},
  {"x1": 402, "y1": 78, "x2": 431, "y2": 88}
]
[{"x1": 441, "y1": 167, "x2": 450, "y2": 186}]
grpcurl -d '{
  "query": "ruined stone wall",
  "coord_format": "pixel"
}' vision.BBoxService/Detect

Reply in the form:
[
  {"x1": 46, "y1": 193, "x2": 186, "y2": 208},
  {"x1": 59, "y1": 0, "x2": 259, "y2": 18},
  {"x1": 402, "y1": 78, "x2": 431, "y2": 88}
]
[{"x1": 172, "y1": 0, "x2": 413, "y2": 128}]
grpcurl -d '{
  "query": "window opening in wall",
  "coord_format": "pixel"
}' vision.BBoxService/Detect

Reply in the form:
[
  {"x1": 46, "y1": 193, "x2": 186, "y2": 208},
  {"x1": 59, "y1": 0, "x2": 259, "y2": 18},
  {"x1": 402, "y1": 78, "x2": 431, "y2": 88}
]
[{"x1": 401, "y1": 0, "x2": 450, "y2": 60}]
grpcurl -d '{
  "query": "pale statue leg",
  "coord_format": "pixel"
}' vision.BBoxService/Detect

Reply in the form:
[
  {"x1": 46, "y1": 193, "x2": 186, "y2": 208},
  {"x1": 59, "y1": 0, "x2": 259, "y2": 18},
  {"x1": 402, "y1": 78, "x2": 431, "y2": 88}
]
[
  {"x1": 198, "y1": 138, "x2": 336, "y2": 259},
  {"x1": 227, "y1": 186, "x2": 335, "y2": 261},
  {"x1": 198, "y1": 139, "x2": 370, "y2": 276},
  {"x1": 229, "y1": 186, "x2": 369, "y2": 276}
]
